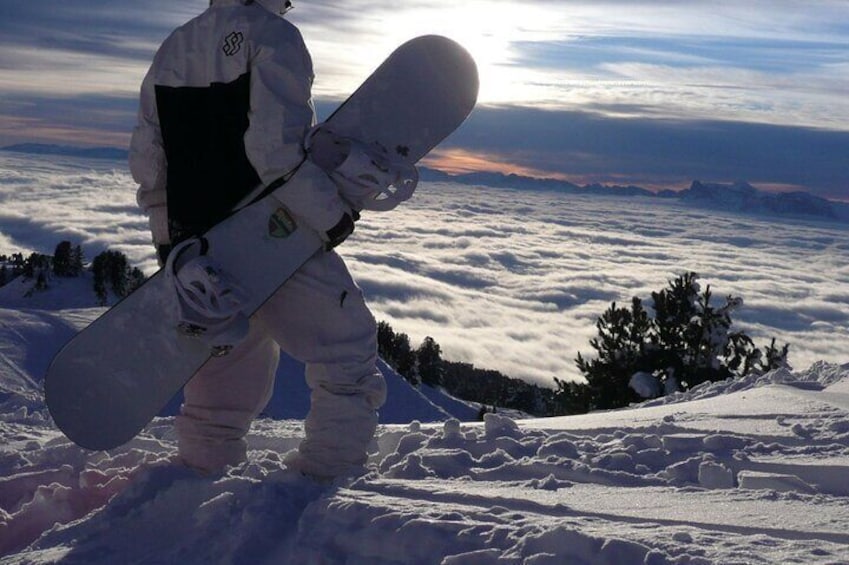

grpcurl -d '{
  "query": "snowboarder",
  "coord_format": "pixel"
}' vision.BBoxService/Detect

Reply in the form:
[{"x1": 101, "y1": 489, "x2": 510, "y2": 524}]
[{"x1": 129, "y1": 0, "x2": 386, "y2": 478}]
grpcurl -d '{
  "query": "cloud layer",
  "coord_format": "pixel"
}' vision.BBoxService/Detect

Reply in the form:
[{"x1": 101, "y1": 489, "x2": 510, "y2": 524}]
[
  {"x1": 3, "y1": 153, "x2": 844, "y2": 387},
  {"x1": 344, "y1": 180, "x2": 849, "y2": 384}
]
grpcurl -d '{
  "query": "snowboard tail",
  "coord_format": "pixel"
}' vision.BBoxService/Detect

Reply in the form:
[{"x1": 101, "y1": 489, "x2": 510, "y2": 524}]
[{"x1": 45, "y1": 35, "x2": 478, "y2": 451}]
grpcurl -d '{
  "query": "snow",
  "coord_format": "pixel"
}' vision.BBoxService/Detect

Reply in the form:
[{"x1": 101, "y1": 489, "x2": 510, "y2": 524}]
[
  {"x1": 2, "y1": 288, "x2": 849, "y2": 562},
  {"x1": 2, "y1": 154, "x2": 849, "y2": 563},
  {"x1": 3, "y1": 368, "x2": 849, "y2": 564}
]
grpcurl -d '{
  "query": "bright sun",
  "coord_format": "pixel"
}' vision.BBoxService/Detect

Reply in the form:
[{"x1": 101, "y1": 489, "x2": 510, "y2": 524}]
[
  {"x1": 374, "y1": 2, "x2": 555, "y2": 105},
  {"x1": 409, "y1": 3, "x2": 527, "y2": 104},
  {"x1": 306, "y1": 1, "x2": 562, "y2": 107}
]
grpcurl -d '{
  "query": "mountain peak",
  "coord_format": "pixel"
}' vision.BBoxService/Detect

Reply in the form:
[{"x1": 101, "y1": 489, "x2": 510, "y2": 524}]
[{"x1": 682, "y1": 179, "x2": 838, "y2": 219}]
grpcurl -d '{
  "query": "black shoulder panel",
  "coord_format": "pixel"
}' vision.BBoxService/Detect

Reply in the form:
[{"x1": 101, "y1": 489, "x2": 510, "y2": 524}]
[{"x1": 155, "y1": 72, "x2": 261, "y2": 242}]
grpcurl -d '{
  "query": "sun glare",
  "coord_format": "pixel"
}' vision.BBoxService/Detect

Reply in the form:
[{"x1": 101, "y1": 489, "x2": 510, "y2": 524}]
[
  {"x1": 417, "y1": 2, "x2": 556, "y2": 105},
  {"x1": 372, "y1": 2, "x2": 560, "y2": 106},
  {"x1": 425, "y1": 5, "x2": 515, "y2": 103},
  {"x1": 303, "y1": 1, "x2": 569, "y2": 107}
]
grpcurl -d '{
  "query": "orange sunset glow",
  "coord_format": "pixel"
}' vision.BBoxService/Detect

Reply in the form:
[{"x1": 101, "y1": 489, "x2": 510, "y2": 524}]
[{"x1": 421, "y1": 148, "x2": 574, "y2": 181}]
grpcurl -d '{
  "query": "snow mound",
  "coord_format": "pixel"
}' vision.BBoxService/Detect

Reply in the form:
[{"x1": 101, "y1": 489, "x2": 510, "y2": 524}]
[
  {"x1": 640, "y1": 361, "x2": 849, "y2": 407},
  {"x1": 3, "y1": 363, "x2": 849, "y2": 563}
]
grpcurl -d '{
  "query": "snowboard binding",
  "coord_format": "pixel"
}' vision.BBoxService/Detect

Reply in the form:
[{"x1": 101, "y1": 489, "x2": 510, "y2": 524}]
[
  {"x1": 165, "y1": 237, "x2": 250, "y2": 356},
  {"x1": 305, "y1": 125, "x2": 419, "y2": 212}
]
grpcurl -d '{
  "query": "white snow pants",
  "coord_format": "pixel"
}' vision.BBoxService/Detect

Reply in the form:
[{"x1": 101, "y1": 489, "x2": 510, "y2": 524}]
[{"x1": 175, "y1": 249, "x2": 386, "y2": 477}]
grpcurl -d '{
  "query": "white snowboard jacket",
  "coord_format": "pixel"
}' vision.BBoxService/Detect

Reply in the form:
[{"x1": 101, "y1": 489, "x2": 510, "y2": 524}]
[{"x1": 130, "y1": 0, "x2": 345, "y2": 248}]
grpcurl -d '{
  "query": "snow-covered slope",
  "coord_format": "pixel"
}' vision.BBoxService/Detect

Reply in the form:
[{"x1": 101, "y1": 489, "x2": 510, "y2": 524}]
[
  {"x1": 2, "y1": 358, "x2": 848, "y2": 563},
  {"x1": 2, "y1": 277, "x2": 849, "y2": 563},
  {"x1": 0, "y1": 272, "x2": 472, "y2": 425}
]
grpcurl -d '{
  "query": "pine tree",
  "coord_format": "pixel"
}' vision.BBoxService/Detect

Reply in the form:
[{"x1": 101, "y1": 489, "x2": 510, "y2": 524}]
[
  {"x1": 552, "y1": 377, "x2": 592, "y2": 415},
  {"x1": 377, "y1": 321, "x2": 419, "y2": 384},
  {"x1": 107, "y1": 251, "x2": 129, "y2": 297},
  {"x1": 649, "y1": 273, "x2": 763, "y2": 389},
  {"x1": 377, "y1": 321, "x2": 395, "y2": 360},
  {"x1": 575, "y1": 297, "x2": 651, "y2": 409},
  {"x1": 53, "y1": 241, "x2": 73, "y2": 276},
  {"x1": 70, "y1": 245, "x2": 84, "y2": 276},
  {"x1": 91, "y1": 249, "x2": 145, "y2": 305},
  {"x1": 417, "y1": 336, "x2": 444, "y2": 387},
  {"x1": 392, "y1": 332, "x2": 416, "y2": 382},
  {"x1": 92, "y1": 253, "x2": 109, "y2": 304},
  {"x1": 22, "y1": 252, "x2": 50, "y2": 279},
  {"x1": 576, "y1": 272, "x2": 790, "y2": 410},
  {"x1": 128, "y1": 266, "x2": 146, "y2": 294},
  {"x1": 759, "y1": 338, "x2": 790, "y2": 373}
]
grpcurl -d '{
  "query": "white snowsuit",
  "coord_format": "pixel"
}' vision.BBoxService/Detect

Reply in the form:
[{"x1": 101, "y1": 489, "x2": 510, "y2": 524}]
[{"x1": 129, "y1": 0, "x2": 386, "y2": 477}]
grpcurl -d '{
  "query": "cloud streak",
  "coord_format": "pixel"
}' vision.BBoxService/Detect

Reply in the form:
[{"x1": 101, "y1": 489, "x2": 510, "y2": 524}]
[
  {"x1": 434, "y1": 106, "x2": 849, "y2": 199},
  {"x1": 0, "y1": 1, "x2": 847, "y2": 201}
]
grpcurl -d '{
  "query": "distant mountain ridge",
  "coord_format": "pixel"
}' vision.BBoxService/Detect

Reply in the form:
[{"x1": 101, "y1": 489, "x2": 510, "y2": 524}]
[
  {"x1": 662, "y1": 180, "x2": 844, "y2": 221},
  {"x1": 420, "y1": 167, "x2": 654, "y2": 198},
  {"x1": 423, "y1": 168, "x2": 848, "y2": 223},
  {"x1": 2, "y1": 143, "x2": 129, "y2": 161},
  {"x1": 4, "y1": 143, "x2": 846, "y2": 222}
]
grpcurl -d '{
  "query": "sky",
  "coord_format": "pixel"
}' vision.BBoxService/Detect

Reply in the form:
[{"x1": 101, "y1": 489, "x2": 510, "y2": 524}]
[{"x1": 0, "y1": 0, "x2": 847, "y2": 199}]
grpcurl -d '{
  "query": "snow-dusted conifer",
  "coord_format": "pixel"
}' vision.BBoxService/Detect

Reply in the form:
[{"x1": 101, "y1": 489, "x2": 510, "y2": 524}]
[{"x1": 577, "y1": 272, "x2": 789, "y2": 409}]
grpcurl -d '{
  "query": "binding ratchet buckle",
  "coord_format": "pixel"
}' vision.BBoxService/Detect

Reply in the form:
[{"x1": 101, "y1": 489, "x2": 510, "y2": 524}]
[{"x1": 304, "y1": 125, "x2": 419, "y2": 212}]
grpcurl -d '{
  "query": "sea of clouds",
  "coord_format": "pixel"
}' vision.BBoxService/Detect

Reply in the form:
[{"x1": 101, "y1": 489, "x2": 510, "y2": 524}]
[{"x1": 1, "y1": 152, "x2": 847, "y2": 386}]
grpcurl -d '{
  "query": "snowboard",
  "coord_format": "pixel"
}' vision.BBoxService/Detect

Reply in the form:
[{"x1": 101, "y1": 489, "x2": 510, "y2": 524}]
[{"x1": 45, "y1": 35, "x2": 478, "y2": 451}]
